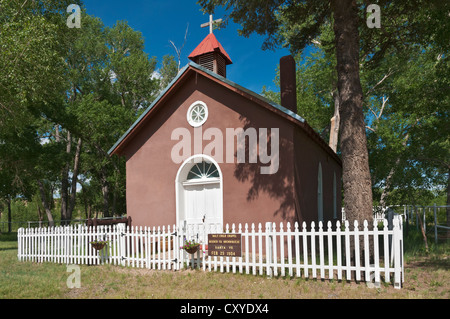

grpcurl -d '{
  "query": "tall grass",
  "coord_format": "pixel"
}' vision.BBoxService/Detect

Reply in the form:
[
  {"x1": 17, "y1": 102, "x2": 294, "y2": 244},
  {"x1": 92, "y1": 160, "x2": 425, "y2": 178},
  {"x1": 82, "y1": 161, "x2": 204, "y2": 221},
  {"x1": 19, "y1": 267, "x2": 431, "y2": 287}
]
[{"x1": 403, "y1": 224, "x2": 450, "y2": 262}]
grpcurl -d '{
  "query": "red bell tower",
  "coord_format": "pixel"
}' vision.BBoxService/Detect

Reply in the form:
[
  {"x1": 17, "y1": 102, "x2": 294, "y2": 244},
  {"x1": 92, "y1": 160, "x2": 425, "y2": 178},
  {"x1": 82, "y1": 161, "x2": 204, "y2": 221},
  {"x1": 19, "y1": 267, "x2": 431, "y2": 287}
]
[{"x1": 188, "y1": 15, "x2": 232, "y2": 77}]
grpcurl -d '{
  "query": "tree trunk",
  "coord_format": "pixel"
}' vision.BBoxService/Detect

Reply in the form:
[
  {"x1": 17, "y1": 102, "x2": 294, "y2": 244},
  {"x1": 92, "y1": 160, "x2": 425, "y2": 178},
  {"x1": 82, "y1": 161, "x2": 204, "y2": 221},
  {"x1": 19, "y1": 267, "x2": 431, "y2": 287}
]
[
  {"x1": 68, "y1": 137, "x2": 82, "y2": 221},
  {"x1": 112, "y1": 188, "x2": 117, "y2": 217},
  {"x1": 446, "y1": 169, "x2": 450, "y2": 237},
  {"x1": 413, "y1": 205, "x2": 429, "y2": 253},
  {"x1": 332, "y1": 0, "x2": 373, "y2": 225},
  {"x1": 379, "y1": 165, "x2": 396, "y2": 209},
  {"x1": 100, "y1": 167, "x2": 110, "y2": 217},
  {"x1": 37, "y1": 180, "x2": 55, "y2": 227},
  {"x1": 60, "y1": 131, "x2": 72, "y2": 225},
  {"x1": 37, "y1": 206, "x2": 43, "y2": 222}
]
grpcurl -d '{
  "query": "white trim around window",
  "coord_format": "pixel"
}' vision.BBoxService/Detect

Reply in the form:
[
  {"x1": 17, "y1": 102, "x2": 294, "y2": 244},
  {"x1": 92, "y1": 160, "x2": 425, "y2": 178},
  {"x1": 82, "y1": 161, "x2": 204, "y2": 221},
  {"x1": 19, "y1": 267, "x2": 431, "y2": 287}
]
[{"x1": 187, "y1": 101, "x2": 208, "y2": 127}]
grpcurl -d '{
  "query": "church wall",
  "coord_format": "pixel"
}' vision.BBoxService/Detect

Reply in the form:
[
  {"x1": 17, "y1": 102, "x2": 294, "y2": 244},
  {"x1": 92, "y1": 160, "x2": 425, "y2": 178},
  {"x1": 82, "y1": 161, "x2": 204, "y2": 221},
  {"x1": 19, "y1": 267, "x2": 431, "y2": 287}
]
[
  {"x1": 294, "y1": 127, "x2": 342, "y2": 227},
  {"x1": 193, "y1": 75, "x2": 297, "y2": 227},
  {"x1": 120, "y1": 70, "x2": 341, "y2": 230},
  {"x1": 122, "y1": 72, "x2": 299, "y2": 228},
  {"x1": 123, "y1": 76, "x2": 199, "y2": 227}
]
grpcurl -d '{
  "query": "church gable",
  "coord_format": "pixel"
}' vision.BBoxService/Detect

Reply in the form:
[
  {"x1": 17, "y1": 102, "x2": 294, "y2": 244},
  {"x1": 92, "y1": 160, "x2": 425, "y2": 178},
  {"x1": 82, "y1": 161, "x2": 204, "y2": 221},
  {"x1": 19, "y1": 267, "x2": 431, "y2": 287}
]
[
  {"x1": 109, "y1": 61, "x2": 340, "y2": 170},
  {"x1": 115, "y1": 66, "x2": 294, "y2": 172}
]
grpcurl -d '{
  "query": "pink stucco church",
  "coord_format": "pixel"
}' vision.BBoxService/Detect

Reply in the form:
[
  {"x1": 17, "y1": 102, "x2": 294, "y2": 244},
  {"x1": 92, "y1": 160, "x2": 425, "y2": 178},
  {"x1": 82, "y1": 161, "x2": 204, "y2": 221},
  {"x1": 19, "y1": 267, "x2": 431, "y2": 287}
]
[{"x1": 108, "y1": 21, "x2": 342, "y2": 230}]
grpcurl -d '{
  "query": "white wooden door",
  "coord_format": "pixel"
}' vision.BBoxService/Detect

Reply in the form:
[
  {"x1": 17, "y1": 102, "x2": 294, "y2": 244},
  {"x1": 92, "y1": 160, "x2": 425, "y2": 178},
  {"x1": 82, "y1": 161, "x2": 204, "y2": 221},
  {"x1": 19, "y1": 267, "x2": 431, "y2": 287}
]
[{"x1": 184, "y1": 182, "x2": 221, "y2": 227}]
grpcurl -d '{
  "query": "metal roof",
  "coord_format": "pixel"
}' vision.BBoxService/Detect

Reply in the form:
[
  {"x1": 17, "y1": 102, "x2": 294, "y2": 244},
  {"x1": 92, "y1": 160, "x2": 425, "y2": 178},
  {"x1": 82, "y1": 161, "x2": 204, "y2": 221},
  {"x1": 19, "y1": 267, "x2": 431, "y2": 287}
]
[{"x1": 188, "y1": 33, "x2": 233, "y2": 65}]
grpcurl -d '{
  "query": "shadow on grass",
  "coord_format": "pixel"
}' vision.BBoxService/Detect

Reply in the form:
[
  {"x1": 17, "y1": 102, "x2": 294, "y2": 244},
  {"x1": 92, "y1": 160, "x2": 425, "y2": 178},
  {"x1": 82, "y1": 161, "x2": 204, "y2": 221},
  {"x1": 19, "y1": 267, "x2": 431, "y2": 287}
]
[
  {"x1": 0, "y1": 232, "x2": 17, "y2": 242},
  {"x1": 406, "y1": 257, "x2": 450, "y2": 272}
]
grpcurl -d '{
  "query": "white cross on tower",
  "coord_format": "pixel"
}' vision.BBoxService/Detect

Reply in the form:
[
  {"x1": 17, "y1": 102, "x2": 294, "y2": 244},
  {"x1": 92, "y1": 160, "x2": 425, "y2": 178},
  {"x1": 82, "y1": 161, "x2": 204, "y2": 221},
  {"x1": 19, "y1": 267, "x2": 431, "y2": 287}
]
[{"x1": 201, "y1": 14, "x2": 222, "y2": 34}]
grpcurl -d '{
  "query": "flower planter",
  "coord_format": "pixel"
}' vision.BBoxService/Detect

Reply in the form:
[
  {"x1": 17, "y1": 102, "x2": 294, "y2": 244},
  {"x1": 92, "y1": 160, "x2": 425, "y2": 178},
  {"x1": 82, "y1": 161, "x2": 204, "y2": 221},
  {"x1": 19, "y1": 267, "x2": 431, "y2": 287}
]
[
  {"x1": 90, "y1": 242, "x2": 107, "y2": 251},
  {"x1": 184, "y1": 244, "x2": 200, "y2": 254}
]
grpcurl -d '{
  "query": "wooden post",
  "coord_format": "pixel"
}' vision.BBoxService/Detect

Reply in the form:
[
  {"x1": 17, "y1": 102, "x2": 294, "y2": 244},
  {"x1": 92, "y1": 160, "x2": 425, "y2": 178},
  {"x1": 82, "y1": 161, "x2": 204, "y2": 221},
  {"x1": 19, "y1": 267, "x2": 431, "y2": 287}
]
[
  {"x1": 434, "y1": 203, "x2": 438, "y2": 244},
  {"x1": 265, "y1": 222, "x2": 273, "y2": 278},
  {"x1": 393, "y1": 216, "x2": 402, "y2": 289}
]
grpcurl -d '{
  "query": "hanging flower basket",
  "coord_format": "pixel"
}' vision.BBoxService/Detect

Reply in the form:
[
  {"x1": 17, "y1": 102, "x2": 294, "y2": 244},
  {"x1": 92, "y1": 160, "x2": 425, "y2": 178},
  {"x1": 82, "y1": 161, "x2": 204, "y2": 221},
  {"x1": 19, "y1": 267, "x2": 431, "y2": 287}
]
[
  {"x1": 185, "y1": 244, "x2": 200, "y2": 254},
  {"x1": 90, "y1": 240, "x2": 108, "y2": 251},
  {"x1": 180, "y1": 239, "x2": 200, "y2": 254}
]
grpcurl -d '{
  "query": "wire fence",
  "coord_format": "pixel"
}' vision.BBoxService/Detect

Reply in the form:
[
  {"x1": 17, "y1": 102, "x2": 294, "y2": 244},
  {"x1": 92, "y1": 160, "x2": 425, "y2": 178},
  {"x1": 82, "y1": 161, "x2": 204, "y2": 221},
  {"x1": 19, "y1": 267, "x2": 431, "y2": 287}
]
[
  {"x1": 404, "y1": 204, "x2": 450, "y2": 243},
  {"x1": 0, "y1": 216, "x2": 127, "y2": 233},
  {"x1": 2, "y1": 204, "x2": 449, "y2": 244}
]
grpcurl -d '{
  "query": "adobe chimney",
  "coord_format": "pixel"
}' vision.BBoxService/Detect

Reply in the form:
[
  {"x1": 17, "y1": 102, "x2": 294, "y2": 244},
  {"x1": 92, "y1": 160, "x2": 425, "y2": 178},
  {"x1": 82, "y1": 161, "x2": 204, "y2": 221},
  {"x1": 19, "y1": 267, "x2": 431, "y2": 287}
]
[{"x1": 280, "y1": 55, "x2": 297, "y2": 114}]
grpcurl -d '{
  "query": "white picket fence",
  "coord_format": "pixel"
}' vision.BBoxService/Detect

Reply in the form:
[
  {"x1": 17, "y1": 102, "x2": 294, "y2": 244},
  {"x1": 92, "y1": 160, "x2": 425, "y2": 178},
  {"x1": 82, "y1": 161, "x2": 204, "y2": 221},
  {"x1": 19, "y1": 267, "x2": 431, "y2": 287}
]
[{"x1": 17, "y1": 216, "x2": 404, "y2": 289}]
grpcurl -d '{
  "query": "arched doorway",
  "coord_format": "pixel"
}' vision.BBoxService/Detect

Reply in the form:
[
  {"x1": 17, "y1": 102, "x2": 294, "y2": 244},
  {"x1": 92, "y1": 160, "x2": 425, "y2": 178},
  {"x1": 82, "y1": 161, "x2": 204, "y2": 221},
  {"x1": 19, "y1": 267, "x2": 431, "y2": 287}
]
[{"x1": 175, "y1": 154, "x2": 223, "y2": 230}]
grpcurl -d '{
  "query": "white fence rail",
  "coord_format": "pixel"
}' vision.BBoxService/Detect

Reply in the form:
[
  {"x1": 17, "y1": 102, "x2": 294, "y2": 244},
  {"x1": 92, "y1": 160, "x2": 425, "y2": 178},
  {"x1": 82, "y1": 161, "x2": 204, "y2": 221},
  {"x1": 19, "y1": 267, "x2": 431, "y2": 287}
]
[{"x1": 17, "y1": 217, "x2": 404, "y2": 289}]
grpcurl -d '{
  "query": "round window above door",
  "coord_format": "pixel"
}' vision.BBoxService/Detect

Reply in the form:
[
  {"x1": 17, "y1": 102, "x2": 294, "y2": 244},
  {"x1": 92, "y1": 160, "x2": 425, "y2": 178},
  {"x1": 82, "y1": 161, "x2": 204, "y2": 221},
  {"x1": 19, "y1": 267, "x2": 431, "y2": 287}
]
[{"x1": 187, "y1": 101, "x2": 208, "y2": 127}]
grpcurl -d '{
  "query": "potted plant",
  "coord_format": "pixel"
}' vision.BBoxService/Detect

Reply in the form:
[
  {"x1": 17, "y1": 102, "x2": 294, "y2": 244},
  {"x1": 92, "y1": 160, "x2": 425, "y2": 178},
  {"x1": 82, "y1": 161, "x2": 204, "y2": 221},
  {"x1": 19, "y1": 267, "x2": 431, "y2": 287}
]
[
  {"x1": 180, "y1": 238, "x2": 200, "y2": 254},
  {"x1": 90, "y1": 240, "x2": 109, "y2": 251}
]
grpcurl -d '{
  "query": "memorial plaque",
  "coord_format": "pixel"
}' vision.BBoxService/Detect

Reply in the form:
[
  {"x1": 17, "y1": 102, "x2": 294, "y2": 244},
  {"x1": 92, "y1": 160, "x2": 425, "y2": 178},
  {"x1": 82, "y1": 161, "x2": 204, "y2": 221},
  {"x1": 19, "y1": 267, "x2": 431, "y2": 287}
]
[{"x1": 208, "y1": 234, "x2": 242, "y2": 257}]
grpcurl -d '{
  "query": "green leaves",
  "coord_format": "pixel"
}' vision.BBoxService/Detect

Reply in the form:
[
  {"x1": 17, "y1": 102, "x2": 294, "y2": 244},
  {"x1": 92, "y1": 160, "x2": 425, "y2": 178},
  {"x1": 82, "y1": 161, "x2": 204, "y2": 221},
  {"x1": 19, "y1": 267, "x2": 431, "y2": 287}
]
[{"x1": 0, "y1": 1, "x2": 174, "y2": 219}]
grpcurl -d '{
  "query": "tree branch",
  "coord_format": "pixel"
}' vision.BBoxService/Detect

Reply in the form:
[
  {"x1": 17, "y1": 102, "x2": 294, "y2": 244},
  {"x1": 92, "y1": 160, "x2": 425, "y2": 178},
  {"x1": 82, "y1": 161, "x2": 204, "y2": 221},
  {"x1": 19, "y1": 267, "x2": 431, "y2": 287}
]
[
  {"x1": 365, "y1": 126, "x2": 376, "y2": 133},
  {"x1": 378, "y1": 96, "x2": 389, "y2": 119},
  {"x1": 366, "y1": 68, "x2": 395, "y2": 96}
]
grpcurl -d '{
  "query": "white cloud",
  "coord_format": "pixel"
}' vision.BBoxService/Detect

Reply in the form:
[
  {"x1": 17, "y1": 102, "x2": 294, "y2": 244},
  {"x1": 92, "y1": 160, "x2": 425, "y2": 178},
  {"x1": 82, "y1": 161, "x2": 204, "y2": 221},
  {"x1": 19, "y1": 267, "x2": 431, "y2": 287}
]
[{"x1": 151, "y1": 70, "x2": 161, "y2": 80}]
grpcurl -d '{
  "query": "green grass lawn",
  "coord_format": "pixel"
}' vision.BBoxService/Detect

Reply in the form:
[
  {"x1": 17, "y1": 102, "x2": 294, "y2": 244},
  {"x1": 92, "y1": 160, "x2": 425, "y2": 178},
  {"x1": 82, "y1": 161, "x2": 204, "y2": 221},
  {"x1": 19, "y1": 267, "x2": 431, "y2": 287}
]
[{"x1": 1, "y1": 229, "x2": 449, "y2": 299}]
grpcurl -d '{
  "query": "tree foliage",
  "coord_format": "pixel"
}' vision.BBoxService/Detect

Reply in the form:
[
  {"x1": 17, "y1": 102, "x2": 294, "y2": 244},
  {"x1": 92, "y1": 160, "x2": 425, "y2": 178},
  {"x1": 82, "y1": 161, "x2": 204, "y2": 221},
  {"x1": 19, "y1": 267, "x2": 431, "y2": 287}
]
[
  {"x1": 262, "y1": 21, "x2": 449, "y2": 211},
  {"x1": 0, "y1": 0, "x2": 177, "y2": 224},
  {"x1": 198, "y1": 0, "x2": 450, "y2": 222}
]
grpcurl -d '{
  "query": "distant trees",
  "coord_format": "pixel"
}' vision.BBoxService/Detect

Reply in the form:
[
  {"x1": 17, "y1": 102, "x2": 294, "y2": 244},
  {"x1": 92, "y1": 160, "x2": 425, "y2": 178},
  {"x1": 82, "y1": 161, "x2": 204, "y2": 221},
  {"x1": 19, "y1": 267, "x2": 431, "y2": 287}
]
[{"x1": 0, "y1": 0, "x2": 178, "y2": 225}]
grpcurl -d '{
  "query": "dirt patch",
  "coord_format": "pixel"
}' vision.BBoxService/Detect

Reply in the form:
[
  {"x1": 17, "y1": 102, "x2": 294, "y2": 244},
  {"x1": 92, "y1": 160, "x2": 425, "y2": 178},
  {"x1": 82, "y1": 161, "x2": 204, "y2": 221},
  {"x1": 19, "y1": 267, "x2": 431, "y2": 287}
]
[{"x1": 401, "y1": 256, "x2": 450, "y2": 298}]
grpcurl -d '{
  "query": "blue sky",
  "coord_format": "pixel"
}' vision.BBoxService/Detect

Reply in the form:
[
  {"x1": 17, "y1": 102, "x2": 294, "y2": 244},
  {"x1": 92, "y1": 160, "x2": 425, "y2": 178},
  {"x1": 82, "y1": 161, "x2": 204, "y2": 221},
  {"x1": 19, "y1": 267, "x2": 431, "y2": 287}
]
[{"x1": 82, "y1": 0, "x2": 291, "y2": 94}]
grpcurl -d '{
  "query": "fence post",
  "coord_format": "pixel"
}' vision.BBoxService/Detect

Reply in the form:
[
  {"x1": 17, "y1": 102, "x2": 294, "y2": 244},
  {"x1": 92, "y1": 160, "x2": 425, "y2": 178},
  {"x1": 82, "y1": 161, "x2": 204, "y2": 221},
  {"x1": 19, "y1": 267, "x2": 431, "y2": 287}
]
[
  {"x1": 17, "y1": 228, "x2": 21, "y2": 261},
  {"x1": 272, "y1": 223, "x2": 278, "y2": 277},
  {"x1": 336, "y1": 221, "x2": 342, "y2": 281},
  {"x1": 311, "y1": 221, "x2": 316, "y2": 278},
  {"x1": 327, "y1": 221, "x2": 333, "y2": 280},
  {"x1": 386, "y1": 208, "x2": 394, "y2": 262},
  {"x1": 434, "y1": 203, "x2": 438, "y2": 244},
  {"x1": 265, "y1": 222, "x2": 273, "y2": 278},
  {"x1": 393, "y1": 216, "x2": 402, "y2": 289},
  {"x1": 354, "y1": 221, "x2": 361, "y2": 282},
  {"x1": 318, "y1": 221, "x2": 324, "y2": 279},
  {"x1": 120, "y1": 223, "x2": 126, "y2": 267},
  {"x1": 302, "y1": 222, "x2": 309, "y2": 278},
  {"x1": 373, "y1": 220, "x2": 381, "y2": 288},
  {"x1": 363, "y1": 220, "x2": 370, "y2": 283},
  {"x1": 344, "y1": 220, "x2": 351, "y2": 281}
]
